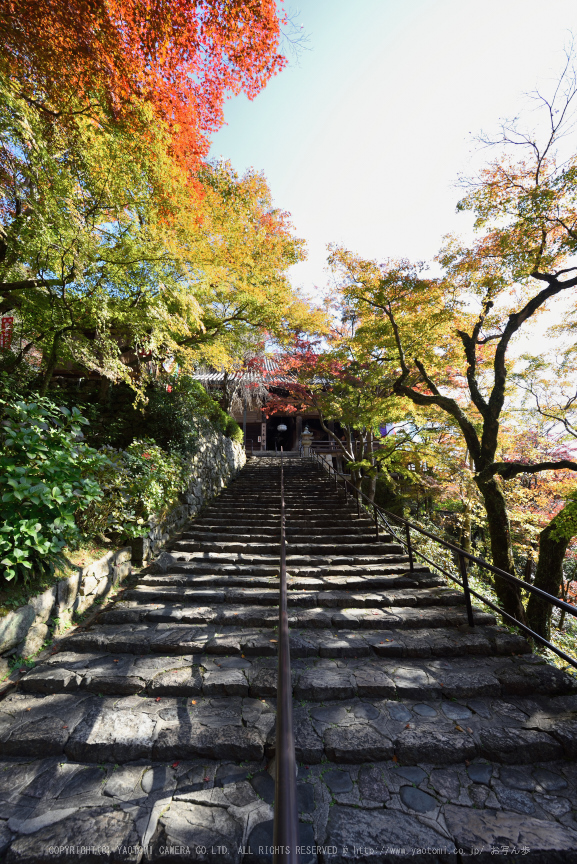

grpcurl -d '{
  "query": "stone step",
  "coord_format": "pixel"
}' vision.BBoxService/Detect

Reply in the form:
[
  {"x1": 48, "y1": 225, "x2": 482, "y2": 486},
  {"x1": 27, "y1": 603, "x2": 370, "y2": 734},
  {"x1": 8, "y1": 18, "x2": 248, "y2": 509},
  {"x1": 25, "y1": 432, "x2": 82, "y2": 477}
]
[
  {"x1": 214, "y1": 501, "x2": 344, "y2": 510},
  {"x1": 216, "y1": 498, "x2": 343, "y2": 506},
  {"x1": 199, "y1": 502, "x2": 366, "y2": 513},
  {"x1": 193, "y1": 504, "x2": 364, "y2": 514},
  {"x1": 170, "y1": 549, "x2": 407, "y2": 565},
  {"x1": 2, "y1": 752, "x2": 577, "y2": 862},
  {"x1": 163, "y1": 560, "x2": 422, "y2": 579},
  {"x1": 95, "y1": 601, "x2": 496, "y2": 630},
  {"x1": 117, "y1": 584, "x2": 465, "y2": 610},
  {"x1": 3, "y1": 688, "x2": 577, "y2": 770},
  {"x1": 215, "y1": 492, "x2": 342, "y2": 500},
  {"x1": 290, "y1": 655, "x2": 575, "y2": 702},
  {"x1": 190, "y1": 516, "x2": 377, "y2": 529},
  {"x1": 182, "y1": 526, "x2": 283, "y2": 537},
  {"x1": 192, "y1": 517, "x2": 372, "y2": 529},
  {"x1": 189, "y1": 521, "x2": 375, "y2": 535},
  {"x1": 235, "y1": 499, "x2": 359, "y2": 506},
  {"x1": 45, "y1": 622, "x2": 528, "y2": 660},
  {"x1": 181, "y1": 529, "x2": 393, "y2": 541},
  {"x1": 19, "y1": 652, "x2": 572, "y2": 704},
  {"x1": 57, "y1": 608, "x2": 499, "y2": 660},
  {"x1": 178, "y1": 534, "x2": 396, "y2": 549},
  {"x1": 201, "y1": 500, "x2": 353, "y2": 509},
  {"x1": 289, "y1": 692, "x2": 577, "y2": 768},
  {"x1": 138, "y1": 571, "x2": 443, "y2": 591},
  {"x1": 0, "y1": 691, "x2": 270, "y2": 763},
  {"x1": 172, "y1": 541, "x2": 400, "y2": 556}
]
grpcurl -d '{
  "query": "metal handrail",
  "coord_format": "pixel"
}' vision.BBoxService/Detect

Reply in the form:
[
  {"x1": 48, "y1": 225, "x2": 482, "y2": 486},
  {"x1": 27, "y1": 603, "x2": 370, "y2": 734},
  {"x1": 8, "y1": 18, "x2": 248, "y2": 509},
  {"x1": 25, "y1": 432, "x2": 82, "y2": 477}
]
[
  {"x1": 310, "y1": 451, "x2": 577, "y2": 671},
  {"x1": 273, "y1": 447, "x2": 300, "y2": 863},
  {"x1": 309, "y1": 440, "x2": 388, "y2": 453}
]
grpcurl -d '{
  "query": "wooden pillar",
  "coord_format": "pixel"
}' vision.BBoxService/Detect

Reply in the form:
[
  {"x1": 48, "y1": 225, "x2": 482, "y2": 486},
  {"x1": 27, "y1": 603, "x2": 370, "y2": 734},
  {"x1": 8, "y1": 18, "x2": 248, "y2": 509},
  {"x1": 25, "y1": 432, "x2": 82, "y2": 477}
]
[
  {"x1": 296, "y1": 414, "x2": 303, "y2": 450},
  {"x1": 261, "y1": 411, "x2": 267, "y2": 451}
]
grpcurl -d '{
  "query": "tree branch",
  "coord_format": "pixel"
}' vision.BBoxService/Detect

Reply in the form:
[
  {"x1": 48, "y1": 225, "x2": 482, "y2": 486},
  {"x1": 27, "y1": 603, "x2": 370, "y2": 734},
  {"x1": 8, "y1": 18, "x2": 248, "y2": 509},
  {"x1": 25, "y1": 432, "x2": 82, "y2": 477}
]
[
  {"x1": 0, "y1": 278, "x2": 61, "y2": 292},
  {"x1": 456, "y1": 298, "x2": 493, "y2": 420},
  {"x1": 478, "y1": 459, "x2": 577, "y2": 482}
]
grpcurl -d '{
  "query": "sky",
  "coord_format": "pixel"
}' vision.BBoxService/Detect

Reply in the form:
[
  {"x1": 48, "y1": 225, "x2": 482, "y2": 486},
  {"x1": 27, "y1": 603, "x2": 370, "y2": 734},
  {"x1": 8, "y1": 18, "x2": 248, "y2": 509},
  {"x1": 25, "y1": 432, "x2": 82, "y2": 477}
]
[{"x1": 209, "y1": 0, "x2": 577, "y2": 303}]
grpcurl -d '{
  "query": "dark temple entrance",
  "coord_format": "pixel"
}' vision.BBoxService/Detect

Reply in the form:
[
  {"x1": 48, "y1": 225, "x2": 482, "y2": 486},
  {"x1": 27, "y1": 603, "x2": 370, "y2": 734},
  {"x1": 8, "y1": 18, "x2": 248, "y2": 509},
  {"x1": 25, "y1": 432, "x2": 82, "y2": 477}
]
[{"x1": 266, "y1": 415, "x2": 296, "y2": 451}]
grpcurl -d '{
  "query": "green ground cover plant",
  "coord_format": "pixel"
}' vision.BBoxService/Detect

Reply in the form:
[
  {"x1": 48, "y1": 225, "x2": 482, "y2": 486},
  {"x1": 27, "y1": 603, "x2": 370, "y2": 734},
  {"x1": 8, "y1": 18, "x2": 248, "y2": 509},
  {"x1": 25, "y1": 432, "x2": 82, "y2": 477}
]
[
  {"x1": 0, "y1": 378, "x2": 242, "y2": 589},
  {"x1": 0, "y1": 397, "x2": 108, "y2": 582},
  {"x1": 76, "y1": 439, "x2": 186, "y2": 540}
]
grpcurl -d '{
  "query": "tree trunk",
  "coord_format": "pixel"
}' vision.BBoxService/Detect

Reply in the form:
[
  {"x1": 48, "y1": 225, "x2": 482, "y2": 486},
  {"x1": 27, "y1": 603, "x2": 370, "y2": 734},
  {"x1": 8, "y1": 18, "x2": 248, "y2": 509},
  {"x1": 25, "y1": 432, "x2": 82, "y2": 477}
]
[
  {"x1": 366, "y1": 471, "x2": 377, "y2": 503},
  {"x1": 460, "y1": 500, "x2": 472, "y2": 555},
  {"x1": 559, "y1": 578, "x2": 576, "y2": 630},
  {"x1": 39, "y1": 332, "x2": 62, "y2": 396},
  {"x1": 526, "y1": 513, "x2": 571, "y2": 640},
  {"x1": 221, "y1": 373, "x2": 231, "y2": 413},
  {"x1": 476, "y1": 475, "x2": 527, "y2": 624},
  {"x1": 523, "y1": 555, "x2": 534, "y2": 583}
]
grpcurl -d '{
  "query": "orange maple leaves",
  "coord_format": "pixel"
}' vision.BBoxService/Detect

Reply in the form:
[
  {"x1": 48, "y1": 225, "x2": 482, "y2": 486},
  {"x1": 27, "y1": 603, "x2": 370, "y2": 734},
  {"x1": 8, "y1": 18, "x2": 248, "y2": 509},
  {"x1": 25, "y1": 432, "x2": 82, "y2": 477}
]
[{"x1": 0, "y1": 0, "x2": 286, "y2": 170}]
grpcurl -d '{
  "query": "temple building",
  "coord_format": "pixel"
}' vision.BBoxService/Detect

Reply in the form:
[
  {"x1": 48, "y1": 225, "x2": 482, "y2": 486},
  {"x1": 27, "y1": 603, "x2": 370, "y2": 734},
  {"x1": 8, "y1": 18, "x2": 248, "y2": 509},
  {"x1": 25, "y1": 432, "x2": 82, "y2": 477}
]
[{"x1": 193, "y1": 358, "x2": 342, "y2": 453}]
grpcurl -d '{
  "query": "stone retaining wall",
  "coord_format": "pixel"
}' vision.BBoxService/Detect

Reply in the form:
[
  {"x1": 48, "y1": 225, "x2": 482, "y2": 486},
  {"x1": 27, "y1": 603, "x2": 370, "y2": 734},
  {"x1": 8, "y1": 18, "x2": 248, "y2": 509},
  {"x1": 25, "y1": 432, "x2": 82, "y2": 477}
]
[
  {"x1": 0, "y1": 546, "x2": 131, "y2": 667},
  {"x1": 0, "y1": 426, "x2": 245, "y2": 668},
  {"x1": 131, "y1": 423, "x2": 245, "y2": 565}
]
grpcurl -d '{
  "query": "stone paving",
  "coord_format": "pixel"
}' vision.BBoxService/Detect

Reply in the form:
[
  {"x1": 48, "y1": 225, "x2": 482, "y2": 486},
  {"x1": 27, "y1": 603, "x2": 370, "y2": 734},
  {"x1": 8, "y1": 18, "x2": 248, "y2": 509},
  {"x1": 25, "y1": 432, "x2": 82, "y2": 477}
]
[{"x1": 1, "y1": 457, "x2": 577, "y2": 862}]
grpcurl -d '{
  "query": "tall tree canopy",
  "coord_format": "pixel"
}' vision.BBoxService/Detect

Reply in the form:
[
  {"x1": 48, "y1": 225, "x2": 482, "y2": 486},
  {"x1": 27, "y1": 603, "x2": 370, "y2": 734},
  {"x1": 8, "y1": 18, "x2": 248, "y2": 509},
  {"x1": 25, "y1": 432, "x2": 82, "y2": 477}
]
[
  {"x1": 0, "y1": 72, "x2": 319, "y2": 393},
  {"x1": 0, "y1": 1, "x2": 324, "y2": 393},
  {"x1": 326, "y1": 57, "x2": 577, "y2": 623},
  {"x1": 265, "y1": 320, "x2": 426, "y2": 501},
  {"x1": 0, "y1": 0, "x2": 286, "y2": 167}
]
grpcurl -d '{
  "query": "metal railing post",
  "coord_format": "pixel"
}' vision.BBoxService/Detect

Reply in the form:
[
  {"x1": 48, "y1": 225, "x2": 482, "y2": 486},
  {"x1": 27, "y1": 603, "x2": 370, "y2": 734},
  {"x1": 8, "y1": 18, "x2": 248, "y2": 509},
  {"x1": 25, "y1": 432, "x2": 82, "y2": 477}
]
[
  {"x1": 459, "y1": 553, "x2": 475, "y2": 627},
  {"x1": 274, "y1": 447, "x2": 300, "y2": 863},
  {"x1": 356, "y1": 486, "x2": 360, "y2": 517},
  {"x1": 374, "y1": 503, "x2": 379, "y2": 541},
  {"x1": 405, "y1": 522, "x2": 414, "y2": 571}
]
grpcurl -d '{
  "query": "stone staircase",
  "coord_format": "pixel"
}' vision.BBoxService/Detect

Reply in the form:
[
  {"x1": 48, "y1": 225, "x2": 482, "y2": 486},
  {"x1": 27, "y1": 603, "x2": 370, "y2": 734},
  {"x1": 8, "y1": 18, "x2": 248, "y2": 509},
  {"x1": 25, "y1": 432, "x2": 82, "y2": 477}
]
[{"x1": 1, "y1": 457, "x2": 577, "y2": 862}]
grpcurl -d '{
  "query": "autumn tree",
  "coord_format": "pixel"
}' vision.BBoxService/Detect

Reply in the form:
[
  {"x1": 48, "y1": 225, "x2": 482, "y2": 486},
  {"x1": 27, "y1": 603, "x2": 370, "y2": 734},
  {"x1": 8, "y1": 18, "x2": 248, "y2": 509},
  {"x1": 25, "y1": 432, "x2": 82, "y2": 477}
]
[
  {"x1": 508, "y1": 357, "x2": 577, "y2": 637},
  {"x1": 263, "y1": 320, "x2": 427, "y2": 501},
  {"x1": 328, "y1": 236, "x2": 577, "y2": 624},
  {"x1": 408, "y1": 423, "x2": 481, "y2": 550},
  {"x1": 0, "y1": 0, "x2": 287, "y2": 169},
  {"x1": 328, "y1": 53, "x2": 577, "y2": 622},
  {"x1": 0, "y1": 74, "x2": 320, "y2": 394},
  {"x1": 0, "y1": 0, "x2": 322, "y2": 394},
  {"x1": 324, "y1": 55, "x2": 577, "y2": 620}
]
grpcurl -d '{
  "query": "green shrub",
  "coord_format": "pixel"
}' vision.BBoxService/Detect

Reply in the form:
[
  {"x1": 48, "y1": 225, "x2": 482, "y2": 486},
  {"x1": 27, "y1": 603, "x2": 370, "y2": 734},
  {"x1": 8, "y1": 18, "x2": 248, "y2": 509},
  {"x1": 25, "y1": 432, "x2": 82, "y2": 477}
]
[
  {"x1": 46, "y1": 374, "x2": 243, "y2": 454},
  {"x1": 0, "y1": 398, "x2": 108, "y2": 581},
  {"x1": 77, "y1": 439, "x2": 186, "y2": 540},
  {"x1": 372, "y1": 474, "x2": 404, "y2": 515},
  {"x1": 144, "y1": 376, "x2": 243, "y2": 448},
  {"x1": 143, "y1": 378, "x2": 213, "y2": 454},
  {"x1": 225, "y1": 417, "x2": 243, "y2": 444}
]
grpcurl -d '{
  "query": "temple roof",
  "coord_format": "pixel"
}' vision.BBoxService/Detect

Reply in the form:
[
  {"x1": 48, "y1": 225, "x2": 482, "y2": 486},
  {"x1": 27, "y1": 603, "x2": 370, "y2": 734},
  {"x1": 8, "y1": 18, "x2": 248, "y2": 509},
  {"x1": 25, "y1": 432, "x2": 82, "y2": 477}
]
[{"x1": 193, "y1": 356, "x2": 294, "y2": 384}]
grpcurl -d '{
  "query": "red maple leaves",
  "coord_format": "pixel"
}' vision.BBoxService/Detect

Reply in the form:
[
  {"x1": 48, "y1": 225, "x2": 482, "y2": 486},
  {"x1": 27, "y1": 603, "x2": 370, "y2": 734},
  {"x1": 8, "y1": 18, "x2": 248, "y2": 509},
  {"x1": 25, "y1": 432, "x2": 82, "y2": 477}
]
[{"x1": 1, "y1": 0, "x2": 286, "y2": 170}]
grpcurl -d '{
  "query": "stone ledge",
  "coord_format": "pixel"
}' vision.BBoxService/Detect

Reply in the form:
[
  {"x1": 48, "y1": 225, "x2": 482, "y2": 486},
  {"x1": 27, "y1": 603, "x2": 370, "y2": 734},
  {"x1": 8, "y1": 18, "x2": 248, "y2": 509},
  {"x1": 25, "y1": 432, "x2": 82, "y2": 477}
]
[{"x1": 0, "y1": 545, "x2": 132, "y2": 662}]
